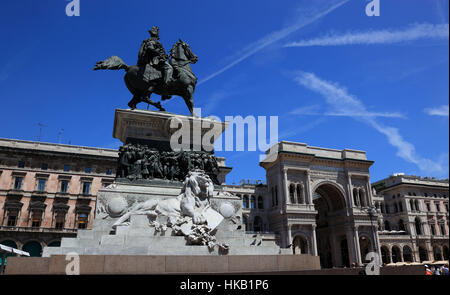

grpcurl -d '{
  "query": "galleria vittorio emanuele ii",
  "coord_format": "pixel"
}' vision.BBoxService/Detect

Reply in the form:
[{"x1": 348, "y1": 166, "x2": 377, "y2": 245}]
[{"x1": 0, "y1": 0, "x2": 448, "y2": 292}]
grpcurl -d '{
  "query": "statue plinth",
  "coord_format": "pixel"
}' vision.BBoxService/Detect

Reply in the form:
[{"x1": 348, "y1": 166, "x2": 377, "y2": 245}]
[{"x1": 113, "y1": 108, "x2": 228, "y2": 151}]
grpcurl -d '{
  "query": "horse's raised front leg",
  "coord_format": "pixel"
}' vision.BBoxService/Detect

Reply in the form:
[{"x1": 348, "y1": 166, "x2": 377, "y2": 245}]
[{"x1": 184, "y1": 85, "x2": 195, "y2": 116}]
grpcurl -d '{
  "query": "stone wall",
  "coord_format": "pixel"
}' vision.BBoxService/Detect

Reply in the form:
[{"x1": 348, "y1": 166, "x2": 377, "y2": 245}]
[{"x1": 5, "y1": 254, "x2": 320, "y2": 274}]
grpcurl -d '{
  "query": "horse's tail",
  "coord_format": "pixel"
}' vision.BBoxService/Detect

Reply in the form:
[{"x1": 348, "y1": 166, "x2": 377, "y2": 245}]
[{"x1": 93, "y1": 56, "x2": 129, "y2": 71}]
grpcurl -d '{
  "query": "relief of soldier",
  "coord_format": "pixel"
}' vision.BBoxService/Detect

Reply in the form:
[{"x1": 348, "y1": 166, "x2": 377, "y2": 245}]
[{"x1": 117, "y1": 143, "x2": 220, "y2": 184}]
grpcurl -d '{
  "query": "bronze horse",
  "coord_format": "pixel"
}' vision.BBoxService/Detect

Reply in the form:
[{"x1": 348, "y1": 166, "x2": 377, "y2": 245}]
[{"x1": 93, "y1": 40, "x2": 198, "y2": 116}]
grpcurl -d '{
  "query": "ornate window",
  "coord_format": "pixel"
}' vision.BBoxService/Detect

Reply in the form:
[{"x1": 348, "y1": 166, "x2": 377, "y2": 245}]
[
  {"x1": 257, "y1": 196, "x2": 263, "y2": 209},
  {"x1": 415, "y1": 218, "x2": 422, "y2": 235},
  {"x1": 250, "y1": 195, "x2": 256, "y2": 209},
  {"x1": 82, "y1": 182, "x2": 91, "y2": 195},
  {"x1": 289, "y1": 184, "x2": 295, "y2": 204},
  {"x1": 13, "y1": 176, "x2": 23, "y2": 190},
  {"x1": 242, "y1": 195, "x2": 248, "y2": 208}
]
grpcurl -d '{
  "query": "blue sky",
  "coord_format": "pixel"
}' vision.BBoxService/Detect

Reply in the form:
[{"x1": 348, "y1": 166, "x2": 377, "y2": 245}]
[{"x1": 0, "y1": 0, "x2": 448, "y2": 184}]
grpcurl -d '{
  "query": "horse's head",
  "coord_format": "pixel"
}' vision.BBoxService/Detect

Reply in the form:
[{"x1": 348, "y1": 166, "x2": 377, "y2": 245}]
[{"x1": 170, "y1": 39, "x2": 198, "y2": 64}]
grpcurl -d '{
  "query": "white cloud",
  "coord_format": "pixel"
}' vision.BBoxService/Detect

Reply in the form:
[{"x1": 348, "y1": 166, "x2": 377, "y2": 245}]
[
  {"x1": 284, "y1": 23, "x2": 449, "y2": 47},
  {"x1": 197, "y1": 0, "x2": 349, "y2": 85},
  {"x1": 424, "y1": 105, "x2": 449, "y2": 117},
  {"x1": 294, "y1": 71, "x2": 447, "y2": 175}
]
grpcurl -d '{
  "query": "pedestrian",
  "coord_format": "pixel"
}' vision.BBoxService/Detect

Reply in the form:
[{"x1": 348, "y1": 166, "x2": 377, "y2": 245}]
[
  {"x1": 442, "y1": 264, "x2": 449, "y2": 275},
  {"x1": 433, "y1": 265, "x2": 441, "y2": 275},
  {"x1": 425, "y1": 265, "x2": 433, "y2": 275}
]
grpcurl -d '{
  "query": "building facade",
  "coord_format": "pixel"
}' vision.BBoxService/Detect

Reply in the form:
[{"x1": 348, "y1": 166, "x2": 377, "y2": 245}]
[
  {"x1": 372, "y1": 174, "x2": 449, "y2": 264},
  {"x1": 0, "y1": 138, "x2": 117, "y2": 257},
  {"x1": 1, "y1": 138, "x2": 448, "y2": 268}
]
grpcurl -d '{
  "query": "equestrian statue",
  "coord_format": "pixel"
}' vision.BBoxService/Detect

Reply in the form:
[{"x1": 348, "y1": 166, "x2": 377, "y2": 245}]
[{"x1": 93, "y1": 26, "x2": 198, "y2": 116}]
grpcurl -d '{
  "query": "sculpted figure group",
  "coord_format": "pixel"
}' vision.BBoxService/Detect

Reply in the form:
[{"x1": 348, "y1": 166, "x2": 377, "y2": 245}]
[{"x1": 117, "y1": 143, "x2": 220, "y2": 184}]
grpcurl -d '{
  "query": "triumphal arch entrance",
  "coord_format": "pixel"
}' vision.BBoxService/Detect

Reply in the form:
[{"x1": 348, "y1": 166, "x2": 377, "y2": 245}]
[{"x1": 260, "y1": 141, "x2": 381, "y2": 268}]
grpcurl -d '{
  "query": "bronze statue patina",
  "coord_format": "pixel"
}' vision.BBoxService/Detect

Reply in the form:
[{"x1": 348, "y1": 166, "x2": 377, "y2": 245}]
[{"x1": 94, "y1": 27, "x2": 199, "y2": 116}]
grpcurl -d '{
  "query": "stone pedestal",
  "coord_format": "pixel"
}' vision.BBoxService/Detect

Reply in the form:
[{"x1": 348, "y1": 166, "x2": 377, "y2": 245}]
[{"x1": 113, "y1": 108, "x2": 228, "y2": 151}]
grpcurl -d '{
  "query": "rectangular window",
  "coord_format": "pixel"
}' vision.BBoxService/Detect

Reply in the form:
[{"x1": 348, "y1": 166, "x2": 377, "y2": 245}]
[
  {"x1": 37, "y1": 179, "x2": 46, "y2": 192},
  {"x1": 85, "y1": 167, "x2": 91, "y2": 174},
  {"x1": 14, "y1": 177, "x2": 23, "y2": 190},
  {"x1": 41, "y1": 163, "x2": 48, "y2": 170},
  {"x1": 78, "y1": 214, "x2": 88, "y2": 229},
  {"x1": 7, "y1": 212, "x2": 18, "y2": 226},
  {"x1": 31, "y1": 212, "x2": 42, "y2": 228},
  {"x1": 426, "y1": 203, "x2": 431, "y2": 212},
  {"x1": 18, "y1": 161, "x2": 25, "y2": 168},
  {"x1": 60, "y1": 180, "x2": 69, "y2": 193},
  {"x1": 82, "y1": 182, "x2": 91, "y2": 195},
  {"x1": 63, "y1": 165, "x2": 70, "y2": 172},
  {"x1": 55, "y1": 213, "x2": 65, "y2": 229}
]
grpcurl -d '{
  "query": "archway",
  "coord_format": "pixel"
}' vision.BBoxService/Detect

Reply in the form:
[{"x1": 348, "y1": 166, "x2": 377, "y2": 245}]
[
  {"x1": 47, "y1": 241, "x2": 61, "y2": 247},
  {"x1": 359, "y1": 236, "x2": 371, "y2": 262},
  {"x1": 433, "y1": 246, "x2": 442, "y2": 261},
  {"x1": 381, "y1": 246, "x2": 390, "y2": 264},
  {"x1": 292, "y1": 235, "x2": 308, "y2": 255},
  {"x1": 22, "y1": 241, "x2": 42, "y2": 257},
  {"x1": 313, "y1": 183, "x2": 347, "y2": 268},
  {"x1": 419, "y1": 246, "x2": 428, "y2": 262},
  {"x1": 392, "y1": 246, "x2": 401, "y2": 263},
  {"x1": 402, "y1": 246, "x2": 413, "y2": 262},
  {"x1": 0, "y1": 240, "x2": 18, "y2": 266}
]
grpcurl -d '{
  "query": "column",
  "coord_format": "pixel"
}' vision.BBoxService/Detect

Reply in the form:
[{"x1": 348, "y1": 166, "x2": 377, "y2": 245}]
[
  {"x1": 311, "y1": 224, "x2": 318, "y2": 256},
  {"x1": 283, "y1": 168, "x2": 290, "y2": 205},
  {"x1": 365, "y1": 176, "x2": 372, "y2": 207},
  {"x1": 287, "y1": 224, "x2": 293, "y2": 249},
  {"x1": 347, "y1": 173, "x2": 355, "y2": 208},
  {"x1": 354, "y1": 226, "x2": 363, "y2": 265},
  {"x1": 347, "y1": 229, "x2": 358, "y2": 265},
  {"x1": 305, "y1": 170, "x2": 313, "y2": 205}
]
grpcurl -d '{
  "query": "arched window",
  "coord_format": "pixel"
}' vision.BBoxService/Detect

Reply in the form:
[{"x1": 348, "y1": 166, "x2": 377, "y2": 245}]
[
  {"x1": 289, "y1": 184, "x2": 295, "y2": 204},
  {"x1": 430, "y1": 224, "x2": 436, "y2": 235},
  {"x1": 353, "y1": 188, "x2": 359, "y2": 207},
  {"x1": 384, "y1": 220, "x2": 391, "y2": 231},
  {"x1": 381, "y1": 203, "x2": 385, "y2": 213},
  {"x1": 410, "y1": 200, "x2": 415, "y2": 212},
  {"x1": 391, "y1": 246, "x2": 401, "y2": 263},
  {"x1": 257, "y1": 196, "x2": 264, "y2": 209},
  {"x1": 381, "y1": 246, "x2": 390, "y2": 264},
  {"x1": 22, "y1": 241, "x2": 42, "y2": 257},
  {"x1": 293, "y1": 236, "x2": 308, "y2": 255},
  {"x1": 359, "y1": 189, "x2": 366, "y2": 207},
  {"x1": 297, "y1": 184, "x2": 303, "y2": 204},
  {"x1": 398, "y1": 202, "x2": 403, "y2": 212},
  {"x1": 440, "y1": 224, "x2": 446, "y2": 236},
  {"x1": 433, "y1": 246, "x2": 442, "y2": 261},
  {"x1": 415, "y1": 218, "x2": 422, "y2": 235},
  {"x1": 250, "y1": 195, "x2": 256, "y2": 209},
  {"x1": 443, "y1": 246, "x2": 449, "y2": 260},
  {"x1": 415, "y1": 200, "x2": 420, "y2": 212},
  {"x1": 419, "y1": 246, "x2": 428, "y2": 262},
  {"x1": 243, "y1": 195, "x2": 249, "y2": 208},
  {"x1": 394, "y1": 203, "x2": 398, "y2": 213},
  {"x1": 403, "y1": 246, "x2": 413, "y2": 262}
]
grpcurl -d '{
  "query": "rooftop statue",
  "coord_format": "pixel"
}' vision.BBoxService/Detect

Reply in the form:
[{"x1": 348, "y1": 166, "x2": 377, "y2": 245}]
[{"x1": 93, "y1": 27, "x2": 199, "y2": 116}]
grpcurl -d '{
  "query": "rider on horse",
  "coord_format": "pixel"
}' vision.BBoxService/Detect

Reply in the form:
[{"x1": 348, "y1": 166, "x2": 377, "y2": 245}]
[{"x1": 138, "y1": 26, "x2": 173, "y2": 88}]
